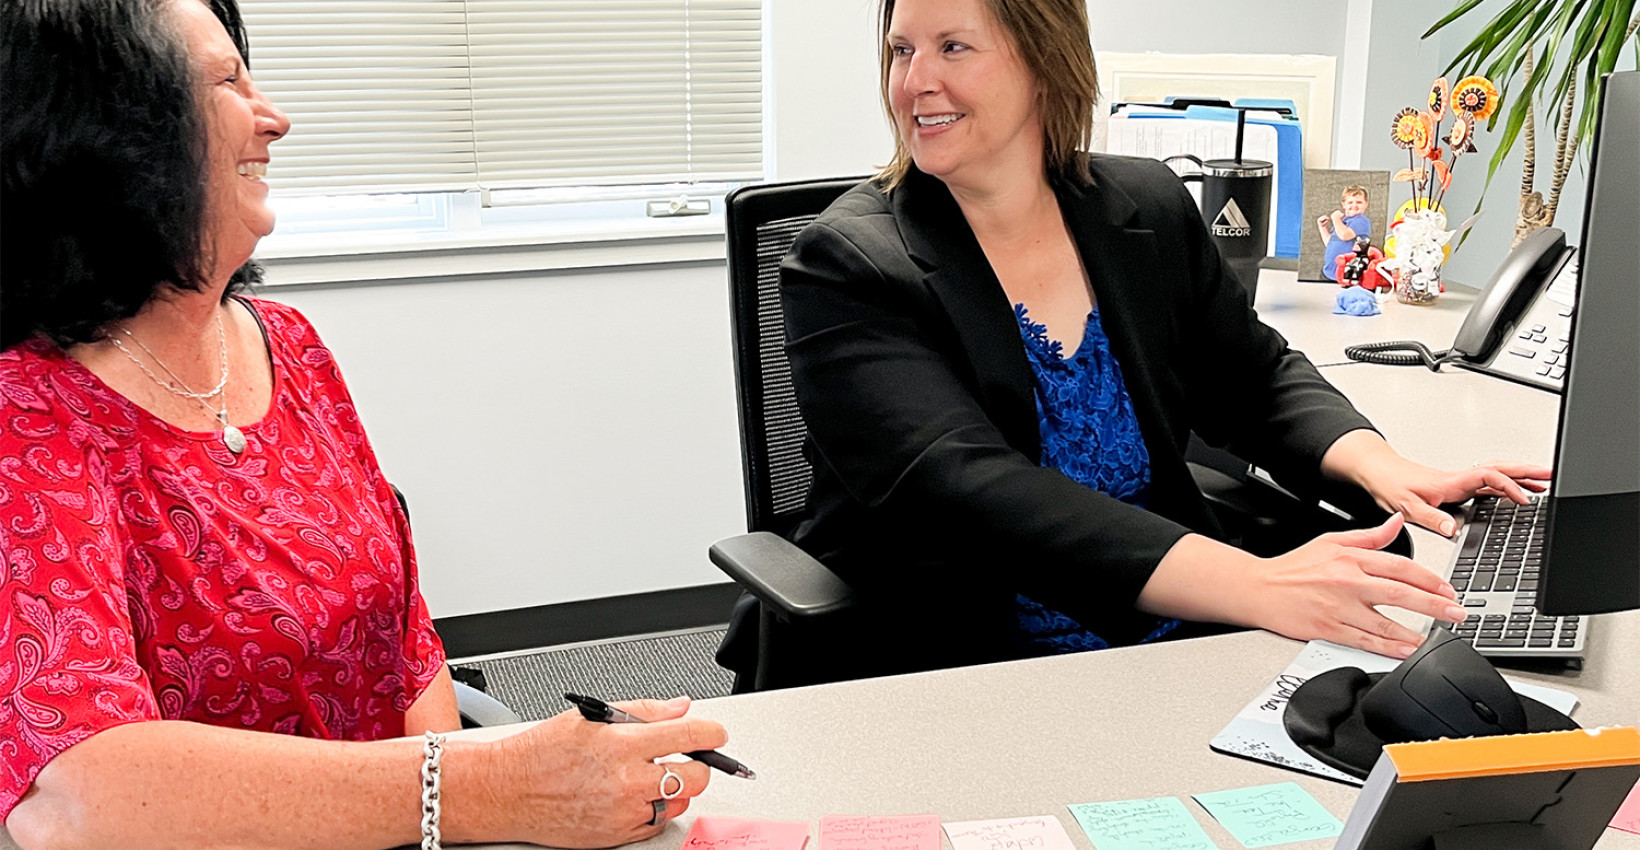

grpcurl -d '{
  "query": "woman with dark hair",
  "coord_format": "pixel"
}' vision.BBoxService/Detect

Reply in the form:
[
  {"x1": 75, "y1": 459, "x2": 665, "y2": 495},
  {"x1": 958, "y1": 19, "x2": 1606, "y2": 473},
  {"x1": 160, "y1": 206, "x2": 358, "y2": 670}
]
[
  {"x1": 723, "y1": 0, "x2": 1552, "y2": 687},
  {"x1": 0, "y1": 1, "x2": 724, "y2": 847}
]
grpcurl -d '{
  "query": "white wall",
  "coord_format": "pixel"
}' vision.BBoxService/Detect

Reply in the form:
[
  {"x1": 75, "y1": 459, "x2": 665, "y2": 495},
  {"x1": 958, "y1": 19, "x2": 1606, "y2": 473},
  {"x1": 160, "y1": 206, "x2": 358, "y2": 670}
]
[
  {"x1": 263, "y1": 0, "x2": 1478, "y2": 620},
  {"x1": 265, "y1": 0, "x2": 891, "y2": 619},
  {"x1": 271, "y1": 265, "x2": 745, "y2": 618}
]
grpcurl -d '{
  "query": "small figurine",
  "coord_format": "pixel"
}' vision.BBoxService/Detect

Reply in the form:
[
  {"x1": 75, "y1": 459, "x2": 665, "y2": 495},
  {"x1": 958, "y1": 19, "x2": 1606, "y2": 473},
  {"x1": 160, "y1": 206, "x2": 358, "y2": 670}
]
[{"x1": 1334, "y1": 236, "x2": 1389, "y2": 292}]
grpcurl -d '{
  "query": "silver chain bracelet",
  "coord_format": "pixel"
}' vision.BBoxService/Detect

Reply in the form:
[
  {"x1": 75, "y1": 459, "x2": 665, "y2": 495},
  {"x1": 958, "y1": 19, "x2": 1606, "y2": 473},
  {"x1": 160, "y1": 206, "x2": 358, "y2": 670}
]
[{"x1": 420, "y1": 731, "x2": 447, "y2": 850}]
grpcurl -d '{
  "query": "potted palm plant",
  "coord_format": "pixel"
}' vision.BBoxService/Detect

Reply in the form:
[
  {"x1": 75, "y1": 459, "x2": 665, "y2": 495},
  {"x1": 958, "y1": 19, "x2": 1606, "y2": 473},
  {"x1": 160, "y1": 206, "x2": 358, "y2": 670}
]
[{"x1": 1425, "y1": 0, "x2": 1640, "y2": 246}]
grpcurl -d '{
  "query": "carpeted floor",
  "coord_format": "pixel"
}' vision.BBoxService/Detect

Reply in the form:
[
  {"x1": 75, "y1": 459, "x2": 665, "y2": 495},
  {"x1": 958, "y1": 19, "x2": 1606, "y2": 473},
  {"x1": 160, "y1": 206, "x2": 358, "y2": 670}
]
[{"x1": 452, "y1": 627, "x2": 735, "y2": 721}]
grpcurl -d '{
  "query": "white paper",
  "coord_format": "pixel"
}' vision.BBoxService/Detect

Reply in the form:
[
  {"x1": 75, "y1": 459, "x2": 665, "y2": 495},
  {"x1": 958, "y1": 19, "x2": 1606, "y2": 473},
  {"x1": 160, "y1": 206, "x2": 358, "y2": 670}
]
[{"x1": 942, "y1": 816, "x2": 1079, "y2": 850}]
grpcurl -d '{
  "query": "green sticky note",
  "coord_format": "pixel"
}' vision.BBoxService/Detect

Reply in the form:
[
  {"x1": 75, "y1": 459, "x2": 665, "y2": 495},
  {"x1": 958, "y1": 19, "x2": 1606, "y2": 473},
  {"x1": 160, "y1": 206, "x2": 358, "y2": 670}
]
[
  {"x1": 1192, "y1": 782, "x2": 1343, "y2": 848},
  {"x1": 1067, "y1": 797, "x2": 1217, "y2": 850}
]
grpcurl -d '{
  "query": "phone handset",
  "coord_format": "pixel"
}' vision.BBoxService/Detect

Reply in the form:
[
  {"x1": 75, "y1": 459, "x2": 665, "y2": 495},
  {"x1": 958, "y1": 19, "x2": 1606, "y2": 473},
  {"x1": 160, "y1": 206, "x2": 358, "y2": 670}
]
[
  {"x1": 1344, "y1": 227, "x2": 1571, "y2": 372},
  {"x1": 1449, "y1": 228, "x2": 1571, "y2": 360}
]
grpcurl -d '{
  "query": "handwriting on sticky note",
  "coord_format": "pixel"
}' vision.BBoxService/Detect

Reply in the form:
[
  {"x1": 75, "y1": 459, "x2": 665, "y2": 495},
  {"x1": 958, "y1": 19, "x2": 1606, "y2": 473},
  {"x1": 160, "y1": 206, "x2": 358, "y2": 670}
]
[
  {"x1": 942, "y1": 815, "x2": 1079, "y2": 850},
  {"x1": 1192, "y1": 783, "x2": 1343, "y2": 848},
  {"x1": 1613, "y1": 778, "x2": 1640, "y2": 836},
  {"x1": 820, "y1": 815, "x2": 941, "y2": 850},
  {"x1": 683, "y1": 816, "x2": 812, "y2": 850},
  {"x1": 1067, "y1": 798, "x2": 1216, "y2": 850}
]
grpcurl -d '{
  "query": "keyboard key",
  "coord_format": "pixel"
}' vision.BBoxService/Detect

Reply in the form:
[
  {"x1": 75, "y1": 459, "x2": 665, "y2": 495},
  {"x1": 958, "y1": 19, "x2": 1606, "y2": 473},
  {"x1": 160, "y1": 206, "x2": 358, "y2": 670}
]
[
  {"x1": 1494, "y1": 575, "x2": 1518, "y2": 592},
  {"x1": 1559, "y1": 638, "x2": 1577, "y2": 647},
  {"x1": 1529, "y1": 637, "x2": 1553, "y2": 647},
  {"x1": 1464, "y1": 598, "x2": 1488, "y2": 607}
]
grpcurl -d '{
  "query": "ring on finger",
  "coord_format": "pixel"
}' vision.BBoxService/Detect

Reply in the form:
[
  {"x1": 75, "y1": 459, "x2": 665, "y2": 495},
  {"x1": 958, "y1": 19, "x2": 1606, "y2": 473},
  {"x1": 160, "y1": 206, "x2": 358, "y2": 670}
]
[
  {"x1": 649, "y1": 799, "x2": 667, "y2": 827},
  {"x1": 659, "y1": 767, "x2": 684, "y2": 800}
]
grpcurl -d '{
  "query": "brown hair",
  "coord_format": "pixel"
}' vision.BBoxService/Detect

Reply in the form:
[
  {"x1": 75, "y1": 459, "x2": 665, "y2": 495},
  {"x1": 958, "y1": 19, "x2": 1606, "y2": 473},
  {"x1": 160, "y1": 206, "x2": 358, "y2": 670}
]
[
  {"x1": 1341, "y1": 185, "x2": 1368, "y2": 201},
  {"x1": 876, "y1": 0, "x2": 1099, "y2": 190}
]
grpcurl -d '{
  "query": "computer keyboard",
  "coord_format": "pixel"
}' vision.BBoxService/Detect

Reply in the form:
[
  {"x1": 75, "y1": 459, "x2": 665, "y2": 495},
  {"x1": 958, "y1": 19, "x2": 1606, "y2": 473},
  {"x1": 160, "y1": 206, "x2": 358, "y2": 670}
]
[{"x1": 1445, "y1": 495, "x2": 1586, "y2": 658}]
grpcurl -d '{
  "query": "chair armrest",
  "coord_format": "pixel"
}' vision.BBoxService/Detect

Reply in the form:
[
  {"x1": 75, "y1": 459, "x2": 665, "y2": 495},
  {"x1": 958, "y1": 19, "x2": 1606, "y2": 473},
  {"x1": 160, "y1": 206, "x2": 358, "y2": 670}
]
[
  {"x1": 454, "y1": 679, "x2": 522, "y2": 728},
  {"x1": 1189, "y1": 462, "x2": 1302, "y2": 527},
  {"x1": 709, "y1": 532, "x2": 855, "y2": 619}
]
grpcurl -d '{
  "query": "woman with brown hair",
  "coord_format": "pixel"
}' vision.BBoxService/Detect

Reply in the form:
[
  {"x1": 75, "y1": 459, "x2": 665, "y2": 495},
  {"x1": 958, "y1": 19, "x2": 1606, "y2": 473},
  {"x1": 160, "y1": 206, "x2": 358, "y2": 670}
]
[{"x1": 723, "y1": 0, "x2": 1549, "y2": 687}]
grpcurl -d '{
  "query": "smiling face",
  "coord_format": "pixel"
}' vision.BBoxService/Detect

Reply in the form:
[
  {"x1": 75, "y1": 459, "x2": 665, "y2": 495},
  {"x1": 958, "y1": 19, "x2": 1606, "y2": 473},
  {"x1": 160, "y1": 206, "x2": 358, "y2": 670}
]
[
  {"x1": 168, "y1": 0, "x2": 289, "y2": 280},
  {"x1": 1341, "y1": 191, "x2": 1368, "y2": 218},
  {"x1": 885, "y1": 0, "x2": 1044, "y2": 193}
]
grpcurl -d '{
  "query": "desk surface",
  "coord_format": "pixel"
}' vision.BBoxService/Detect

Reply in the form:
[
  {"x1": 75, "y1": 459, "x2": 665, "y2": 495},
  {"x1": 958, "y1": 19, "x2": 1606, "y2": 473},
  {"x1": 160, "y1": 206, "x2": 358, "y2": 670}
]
[
  {"x1": 3, "y1": 274, "x2": 1634, "y2": 850},
  {"x1": 468, "y1": 274, "x2": 1638, "y2": 849},
  {"x1": 1253, "y1": 268, "x2": 1479, "y2": 367}
]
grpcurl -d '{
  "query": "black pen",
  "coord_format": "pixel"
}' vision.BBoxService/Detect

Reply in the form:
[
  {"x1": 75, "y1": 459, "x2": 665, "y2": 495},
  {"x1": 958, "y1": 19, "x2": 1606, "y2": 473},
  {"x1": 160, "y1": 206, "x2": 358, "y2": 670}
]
[{"x1": 563, "y1": 692, "x2": 757, "y2": 779}]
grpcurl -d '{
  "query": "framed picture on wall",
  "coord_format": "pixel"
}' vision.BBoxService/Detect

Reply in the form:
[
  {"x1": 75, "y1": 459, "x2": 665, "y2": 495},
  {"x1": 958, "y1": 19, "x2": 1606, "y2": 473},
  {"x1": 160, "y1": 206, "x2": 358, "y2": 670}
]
[{"x1": 1299, "y1": 169, "x2": 1392, "y2": 283}]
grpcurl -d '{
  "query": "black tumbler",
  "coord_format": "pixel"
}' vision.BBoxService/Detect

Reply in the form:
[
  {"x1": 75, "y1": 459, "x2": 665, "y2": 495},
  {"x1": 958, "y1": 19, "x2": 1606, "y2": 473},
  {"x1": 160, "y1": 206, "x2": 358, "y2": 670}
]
[{"x1": 1174, "y1": 158, "x2": 1272, "y2": 303}]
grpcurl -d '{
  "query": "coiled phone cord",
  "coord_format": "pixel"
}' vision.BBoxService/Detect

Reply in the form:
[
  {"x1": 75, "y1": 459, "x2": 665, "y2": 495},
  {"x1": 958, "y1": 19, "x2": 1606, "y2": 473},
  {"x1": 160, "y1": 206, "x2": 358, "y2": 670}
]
[{"x1": 1343, "y1": 340, "x2": 1465, "y2": 371}]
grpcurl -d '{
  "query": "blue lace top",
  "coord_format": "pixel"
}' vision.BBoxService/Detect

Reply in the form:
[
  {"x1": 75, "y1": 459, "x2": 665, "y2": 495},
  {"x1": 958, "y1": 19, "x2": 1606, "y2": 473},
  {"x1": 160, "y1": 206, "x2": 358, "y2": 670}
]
[{"x1": 1012, "y1": 304, "x2": 1181, "y2": 655}]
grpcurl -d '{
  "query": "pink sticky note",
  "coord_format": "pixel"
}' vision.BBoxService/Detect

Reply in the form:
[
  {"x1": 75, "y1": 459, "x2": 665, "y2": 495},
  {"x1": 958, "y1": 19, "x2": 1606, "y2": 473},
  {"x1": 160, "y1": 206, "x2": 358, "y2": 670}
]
[
  {"x1": 820, "y1": 815, "x2": 941, "y2": 850},
  {"x1": 1612, "y1": 778, "x2": 1640, "y2": 836},
  {"x1": 683, "y1": 816, "x2": 812, "y2": 850}
]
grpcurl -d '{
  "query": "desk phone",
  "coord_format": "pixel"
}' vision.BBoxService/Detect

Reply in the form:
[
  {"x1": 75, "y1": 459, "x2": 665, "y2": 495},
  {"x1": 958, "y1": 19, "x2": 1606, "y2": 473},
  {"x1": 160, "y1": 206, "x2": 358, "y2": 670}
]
[{"x1": 1344, "y1": 227, "x2": 1576, "y2": 393}]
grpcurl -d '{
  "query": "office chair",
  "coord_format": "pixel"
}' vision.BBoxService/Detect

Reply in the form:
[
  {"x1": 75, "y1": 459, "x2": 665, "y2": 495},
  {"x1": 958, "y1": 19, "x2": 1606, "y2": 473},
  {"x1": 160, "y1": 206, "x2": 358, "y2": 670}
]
[
  {"x1": 709, "y1": 177, "x2": 1408, "y2": 692},
  {"x1": 392, "y1": 485, "x2": 522, "y2": 728}
]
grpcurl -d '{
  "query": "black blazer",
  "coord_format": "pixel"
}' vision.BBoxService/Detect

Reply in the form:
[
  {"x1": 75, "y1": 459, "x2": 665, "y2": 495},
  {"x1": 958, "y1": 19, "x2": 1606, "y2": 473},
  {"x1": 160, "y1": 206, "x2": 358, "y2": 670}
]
[{"x1": 731, "y1": 156, "x2": 1374, "y2": 686}]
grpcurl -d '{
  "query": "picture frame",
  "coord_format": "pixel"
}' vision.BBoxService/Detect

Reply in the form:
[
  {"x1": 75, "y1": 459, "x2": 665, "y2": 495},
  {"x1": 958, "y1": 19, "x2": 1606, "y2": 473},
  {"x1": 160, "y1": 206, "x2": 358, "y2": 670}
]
[{"x1": 1298, "y1": 169, "x2": 1392, "y2": 283}]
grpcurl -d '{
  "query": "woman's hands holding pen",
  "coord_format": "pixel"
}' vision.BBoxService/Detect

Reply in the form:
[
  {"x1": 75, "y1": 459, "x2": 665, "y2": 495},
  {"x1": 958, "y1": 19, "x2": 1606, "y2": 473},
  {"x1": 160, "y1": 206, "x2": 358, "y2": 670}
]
[{"x1": 473, "y1": 696, "x2": 727, "y2": 848}]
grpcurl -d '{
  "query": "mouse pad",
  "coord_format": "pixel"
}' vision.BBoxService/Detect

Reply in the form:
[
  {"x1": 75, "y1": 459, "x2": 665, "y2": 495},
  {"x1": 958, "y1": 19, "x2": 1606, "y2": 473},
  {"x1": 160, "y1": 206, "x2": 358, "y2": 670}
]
[
  {"x1": 1284, "y1": 668, "x2": 1579, "y2": 779},
  {"x1": 1210, "y1": 640, "x2": 1582, "y2": 786}
]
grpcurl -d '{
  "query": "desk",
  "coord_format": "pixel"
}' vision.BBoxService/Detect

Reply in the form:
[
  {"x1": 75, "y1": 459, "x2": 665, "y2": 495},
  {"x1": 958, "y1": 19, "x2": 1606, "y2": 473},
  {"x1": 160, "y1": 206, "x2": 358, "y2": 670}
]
[
  {"x1": 465, "y1": 272, "x2": 1637, "y2": 849},
  {"x1": 3, "y1": 273, "x2": 1633, "y2": 850},
  {"x1": 1253, "y1": 268, "x2": 1479, "y2": 367}
]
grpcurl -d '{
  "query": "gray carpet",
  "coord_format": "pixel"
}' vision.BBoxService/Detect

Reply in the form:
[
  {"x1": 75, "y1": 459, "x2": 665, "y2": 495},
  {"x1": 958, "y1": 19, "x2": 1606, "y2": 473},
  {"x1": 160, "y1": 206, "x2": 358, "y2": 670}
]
[{"x1": 455, "y1": 627, "x2": 735, "y2": 721}]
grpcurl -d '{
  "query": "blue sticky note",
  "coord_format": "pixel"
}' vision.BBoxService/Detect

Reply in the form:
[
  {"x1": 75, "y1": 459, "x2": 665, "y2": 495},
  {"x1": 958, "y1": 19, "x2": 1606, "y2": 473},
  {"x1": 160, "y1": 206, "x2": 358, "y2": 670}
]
[
  {"x1": 1192, "y1": 782, "x2": 1343, "y2": 848},
  {"x1": 1067, "y1": 797, "x2": 1217, "y2": 850}
]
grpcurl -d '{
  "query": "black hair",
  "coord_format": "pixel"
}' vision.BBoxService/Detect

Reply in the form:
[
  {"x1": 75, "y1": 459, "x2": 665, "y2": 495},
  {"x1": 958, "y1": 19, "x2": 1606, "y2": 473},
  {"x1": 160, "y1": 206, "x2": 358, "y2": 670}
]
[{"x1": 1, "y1": 0, "x2": 262, "y2": 351}]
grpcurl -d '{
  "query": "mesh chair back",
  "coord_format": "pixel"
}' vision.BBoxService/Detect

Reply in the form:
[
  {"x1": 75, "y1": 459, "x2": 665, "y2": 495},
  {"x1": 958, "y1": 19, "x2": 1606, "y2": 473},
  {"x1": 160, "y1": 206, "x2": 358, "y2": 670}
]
[{"x1": 724, "y1": 178, "x2": 862, "y2": 538}]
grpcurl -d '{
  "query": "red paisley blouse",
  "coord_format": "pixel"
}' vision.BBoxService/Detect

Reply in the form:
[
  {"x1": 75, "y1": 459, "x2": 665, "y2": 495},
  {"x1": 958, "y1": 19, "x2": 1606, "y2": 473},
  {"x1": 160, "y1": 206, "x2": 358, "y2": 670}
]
[{"x1": 0, "y1": 298, "x2": 445, "y2": 818}]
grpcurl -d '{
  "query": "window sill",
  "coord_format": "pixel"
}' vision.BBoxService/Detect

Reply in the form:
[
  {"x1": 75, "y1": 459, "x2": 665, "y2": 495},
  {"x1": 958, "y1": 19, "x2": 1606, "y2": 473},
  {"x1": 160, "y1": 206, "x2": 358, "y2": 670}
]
[{"x1": 255, "y1": 215, "x2": 728, "y2": 289}]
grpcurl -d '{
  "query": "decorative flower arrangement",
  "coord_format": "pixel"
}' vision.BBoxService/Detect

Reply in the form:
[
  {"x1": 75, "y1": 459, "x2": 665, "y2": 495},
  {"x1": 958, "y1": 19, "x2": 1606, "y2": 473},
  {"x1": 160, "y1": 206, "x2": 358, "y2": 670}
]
[{"x1": 1380, "y1": 75, "x2": 1499, "y2": 304}]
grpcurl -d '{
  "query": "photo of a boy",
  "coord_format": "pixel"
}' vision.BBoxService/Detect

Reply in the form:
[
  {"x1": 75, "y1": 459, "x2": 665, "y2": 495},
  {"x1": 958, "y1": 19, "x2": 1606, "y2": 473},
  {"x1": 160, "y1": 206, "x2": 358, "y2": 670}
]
[{"x1": 1317, "y1": 185, "x2": 1370, "y2": 281}]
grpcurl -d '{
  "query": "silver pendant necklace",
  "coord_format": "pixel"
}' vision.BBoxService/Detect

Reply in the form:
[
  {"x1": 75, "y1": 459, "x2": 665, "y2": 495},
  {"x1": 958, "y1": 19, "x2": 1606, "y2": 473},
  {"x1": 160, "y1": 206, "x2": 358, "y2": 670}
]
[{"x1": 109, "y1": 308, "x2": 245, "y2": 454}]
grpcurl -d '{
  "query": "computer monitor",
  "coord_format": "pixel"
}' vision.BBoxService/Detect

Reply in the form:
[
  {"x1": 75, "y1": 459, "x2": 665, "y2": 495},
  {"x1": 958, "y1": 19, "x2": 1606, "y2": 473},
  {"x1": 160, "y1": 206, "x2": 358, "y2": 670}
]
[{"x1": 1536, "y1": 69, "x2": 1640, "y2": 616}]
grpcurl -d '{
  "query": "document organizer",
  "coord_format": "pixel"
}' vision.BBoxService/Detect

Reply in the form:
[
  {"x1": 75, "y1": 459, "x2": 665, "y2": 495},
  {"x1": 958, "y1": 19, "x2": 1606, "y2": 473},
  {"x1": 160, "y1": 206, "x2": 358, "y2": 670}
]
[
  {"x1": 1335, "y1": 726, "x2": 1640, "y2": 850},
  {"x1": 1107, "y1": 98, "x2": 1303, "y2": 259}
]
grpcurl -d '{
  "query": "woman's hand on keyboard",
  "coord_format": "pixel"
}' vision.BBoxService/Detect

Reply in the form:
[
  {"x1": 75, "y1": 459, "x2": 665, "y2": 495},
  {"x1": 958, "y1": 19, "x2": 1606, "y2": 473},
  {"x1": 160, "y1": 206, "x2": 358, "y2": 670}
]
[
  {"x1": 1144, "y1": 514, "x2": 1470, "y2": 659},
  {"x1": 1249, "y1": 513, "x2": 1471, "y2": 659},
  {"x1": 1321, "y1": 430, "x2": 1551, "y2": 536}
]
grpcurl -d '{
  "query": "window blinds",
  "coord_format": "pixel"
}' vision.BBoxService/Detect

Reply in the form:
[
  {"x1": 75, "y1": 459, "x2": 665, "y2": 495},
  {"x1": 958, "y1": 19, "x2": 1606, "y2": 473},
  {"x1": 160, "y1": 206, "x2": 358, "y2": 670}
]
[{"x1": 239, "y1": 0, "x2": 762, "y2": 196}]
